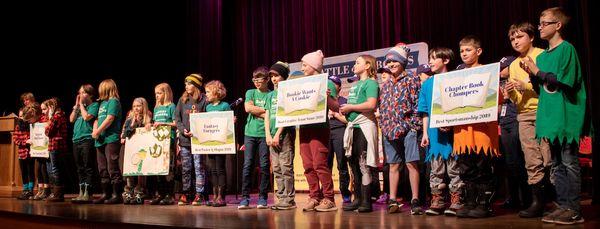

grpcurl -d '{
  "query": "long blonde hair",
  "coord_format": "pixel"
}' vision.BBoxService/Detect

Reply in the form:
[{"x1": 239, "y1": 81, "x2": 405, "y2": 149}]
[
  {"x1": 359, "y1": 54, "x2": 377, "y2": 79},
  {"x1": 98, "y1": 79, "x2": 120, "y2": 101},
  {"x1": 155, "y1": 83, "x2": 173, "y2": 107},
  {"x1": 128, "y1": 97, "x2": 152, "y2": 125}
]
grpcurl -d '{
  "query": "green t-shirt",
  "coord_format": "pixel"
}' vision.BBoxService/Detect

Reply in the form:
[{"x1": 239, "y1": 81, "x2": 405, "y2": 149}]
[
  {"x1": 327, "y1": 80, "x2": 338, "y2": 98},
  {"x1": 265, "y1": 91, "x2": 281, "y2": 137},
  {"x1": 346, "y1": 78, "x2": 379, "y2": 123},
  {"x1": 72, "y1": 102, "x2": 99, "y2": 142},
  {"x1": 153, "y1": 103, "x2": 177, "y2": 140},
  {"x1": 535, "y1": 41, "x2": 587, "y2": 144},
  {"x1": 244, "y1": 89, "x2": 270, "y2": 137},
  {"x1": 206, "y1": 101, "x2": 230, "y2": 112},
  {"x1": 95, "y1": 98, "x2": 122, "y2": 147}
]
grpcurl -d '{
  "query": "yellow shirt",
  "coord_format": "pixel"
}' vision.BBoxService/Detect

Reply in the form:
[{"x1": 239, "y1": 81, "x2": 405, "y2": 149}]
[{"x1": 508, "y1": 47, "x2": 544, "y2": 113}]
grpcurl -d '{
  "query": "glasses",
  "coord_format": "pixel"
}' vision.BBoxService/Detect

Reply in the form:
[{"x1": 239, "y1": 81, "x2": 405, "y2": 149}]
[
  {"x1": 538, "y1": 21, "x2": 558, "y2": 29},
  {"x1": 252, "y1": 78, "x2": 267, "y2": 82}
]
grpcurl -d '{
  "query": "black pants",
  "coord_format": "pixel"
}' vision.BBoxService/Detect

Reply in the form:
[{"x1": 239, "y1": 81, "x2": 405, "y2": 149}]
[
  {"x1": 328, "y1": 127, "x2": 351, "y2": 197},
  {"x1": 500, "y1": 122, "x2": 529, "y2": 202},
  {"x1": 97, "y1": 142, "x2": 122, "y2": 184},
  {"x1": 73, "y1": 139, "x2": 96, "y2": 185},
  {"x1": 36, "y1": 158, "x2": 49, "y2": 184},
  {"x1": 208, "y1": 154, "x2": 226, "y2": 187},
  {"x1": 458, "y1": 152, "x2": 495, "y2": 186},
  {"x1": 19, "y1": 158, "x2": 35, "y2": 185}
]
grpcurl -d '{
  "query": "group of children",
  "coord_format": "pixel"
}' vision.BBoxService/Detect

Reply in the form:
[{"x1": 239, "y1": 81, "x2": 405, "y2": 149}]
[{"x1": 12, "y1": 7, "x2": 587, "y2": 225}]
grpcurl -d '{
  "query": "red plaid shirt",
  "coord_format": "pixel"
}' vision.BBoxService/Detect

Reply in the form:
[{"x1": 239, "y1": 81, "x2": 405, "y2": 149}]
[
  {"x1": 45, "y1": 111, "x2": 68, "y2": 152},
  {"x1": 12, "y1": 122, "x2": 30, "y2": 159}
]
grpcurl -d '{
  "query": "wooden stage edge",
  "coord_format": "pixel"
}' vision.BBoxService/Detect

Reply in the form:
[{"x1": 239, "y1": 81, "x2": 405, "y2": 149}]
[{"x1": 0, "y1": 193, "x2": 599, "y2": 229}]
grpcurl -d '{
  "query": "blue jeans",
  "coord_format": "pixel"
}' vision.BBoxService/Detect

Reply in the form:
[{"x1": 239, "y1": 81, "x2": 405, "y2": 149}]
[
  {"x1": 550, "y1": 141, "x2": 581, "y2": 212},
  {"x1": 180, "y1": 146, "x2": 205, "y2": 193},
  {"x1": 242, "y1": 136, "x2": 270, "y2": 199},
  {"x1": 47, "y1": 151, "x2": 62, "y2": 186}
]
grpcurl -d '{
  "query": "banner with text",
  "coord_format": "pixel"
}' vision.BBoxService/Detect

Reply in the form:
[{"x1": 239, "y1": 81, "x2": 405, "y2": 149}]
[
  {"x1": 190, "y1": 111, "x2": 236, "y2": 154},
  {"x1": 429, "y1": 63, "x2": 500, "y2": 128},
  {"x1": 275, "y1": 73, "x2": 328, "y2": 128}
]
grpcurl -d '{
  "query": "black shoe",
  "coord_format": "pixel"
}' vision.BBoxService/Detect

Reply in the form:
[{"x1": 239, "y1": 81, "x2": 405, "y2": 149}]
[
  {"x1": 105, "y1": 183, "x2": 123, "y2": 204},
  {"x1": 456, "y1": 183, "x2": 476, "y2": 218},
  {"x1": 16, "y1": 190, "x2": 33, "y2": 200},
  {"x1": 410, "y1": 199, "x2": 423, "y2": 215},
  {"x1": 357, "y1": 185, "x2": 372, "y2": 213},
  {"x1": 159, "y1": 194, "x2": 175, "y2": 205},
  {"x1": 94, "y1": 183, "x2": 112, "y2": 204},
  {"x1": 519, "y1": 183, "x2": 544, "y2": 218},
  {"x1": 466, "y1": 184, "x2": 494, "y2": 218},
  {"x1": 343, "y1": 185, "x2": 361, "y2": 211},
  {"x1": 150, "y1": 194, "x2": 164, "y2": 205}
]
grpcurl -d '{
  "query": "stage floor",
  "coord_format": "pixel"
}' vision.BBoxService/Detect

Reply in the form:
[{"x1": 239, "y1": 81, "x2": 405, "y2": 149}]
[{"x1": 0, "y1": 193, "x2": 598, "y2": 228}]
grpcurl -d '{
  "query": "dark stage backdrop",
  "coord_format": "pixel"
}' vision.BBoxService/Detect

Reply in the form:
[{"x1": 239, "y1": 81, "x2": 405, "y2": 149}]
[{"x1": 3, "y1": 1, "x2": 598, "y2": 200}]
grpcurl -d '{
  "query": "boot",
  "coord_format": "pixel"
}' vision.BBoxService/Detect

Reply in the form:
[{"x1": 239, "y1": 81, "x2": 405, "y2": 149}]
[
  {"x1": 519, "y1": 183, "x2": 544, "y2": 218},
  {"x1": 456, "y1": 183, "x2": 476, "y2": 218},
  {"x1": 71, "y1": 183, "x2": 84, "y2": 203},
  {"x1": 467, "y1": 184, "x2": 494, "y2": 218},
  {"x1": 357, "y1": 185, "x2": 372, "y2": 213},
  {"x1": 105, "y1": 182, "x2": 123, "y2": 204},
  {"x1": 93, "y1": 182, "x2": 112, "y2": 204},
  {"x1": 343, "y1": 185, "x2": 361, "y2": 211},
  {"x1": 46, "y1": 186, "x2": 65, "y2": 202},
  {"x1": 78, "y1": 183, "x2": 92, "y2": 204}
]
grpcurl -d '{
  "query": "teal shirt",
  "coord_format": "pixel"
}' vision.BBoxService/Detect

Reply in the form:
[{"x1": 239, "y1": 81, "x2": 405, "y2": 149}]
[
  {"x1": 153, "y1": 103, "x2": 177, "y2": 140},
  {"x1": 72, "y1": 102, "x2": 99, "y2": 142},
  {"x1": 244, "y1": 89, "x2": 270, "y2": 137},
  {"x1": 95, "y1": 98, "x2": 122, "y2": 147},
  {"x1": 206, "y1": 101, "x2": 230, "y2": 112}
]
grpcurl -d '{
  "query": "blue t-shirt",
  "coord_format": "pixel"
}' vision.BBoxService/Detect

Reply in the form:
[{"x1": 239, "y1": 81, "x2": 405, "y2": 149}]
[{"x1": 417, "y1": 76, "x2": 453, "y2": 161}]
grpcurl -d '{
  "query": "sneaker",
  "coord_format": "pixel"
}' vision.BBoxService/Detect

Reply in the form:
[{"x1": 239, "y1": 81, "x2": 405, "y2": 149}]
[
  {"x1": 376, "y1": 193, "x2": 390, "y2": 204},
  {"x1": 315, "y1": 199, "x2": 338, "y2": 212},
  {"x1": 178, "y1": 194, "x2": 190, "y2": 206},
  {"x1": 426, "y1": 194, "x2": 445, "y2": 216},
  {"x1": 272, "y1": 201, "x2": 297, "y2": 210},
  {"x1": 16, "y1": 190, "x2": 33, "y2": 200},
  {"x1": 159, "y1": 195, "x2": 175, "y2": 205},
  {"x1": 554, "y1": 209, "x2": 584, "y2": 225},
  {"x1": 542, "y1": 207, "x2": 567, "y2": 223},
  {"x1": 445, "y1": 192, "x2": 462, "y2": 216},
  {"x1": 387, "y1": 200, "x2": 402, "y2": 214},
  {"x1": 541, "y1": 207, "x2": 567, "y2": 223},
  {"x1": 302, "y1": 198, "x2": 319, "y2": 212},
  {"x1": 192, "y1": 194, "x2": 204, "y2": 206},
  {"x1": 149, "y1": 194, "x2": 164, "y2": 205},
  {"x1": 257, "y1": 197, "x2": 268, "y2": 209},
  {"x1": 238, "y1": 198, "x2": 251, "y2": 209},
  {"x1": 410, "y1": 199, "x2": 424, "y2": 215},
  {"x1": 342, "y1": 195, "x2": 351, "y2": 204}
]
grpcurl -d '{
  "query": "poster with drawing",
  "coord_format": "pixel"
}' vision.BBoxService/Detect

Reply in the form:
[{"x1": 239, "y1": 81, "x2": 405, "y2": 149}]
[
  {"x1": 123, "y1": 126, "x2": 171, "y2": 176},
  {"x1": 189, "y1": 111, "x2": 236, "y2": 154},
  {"x1": 275, "y1": 73, "x2": 328, "y2": 128},
  {"x1": 430, "y1": 63, "x2": 500, "y2": 128},
  {"x1": 29, "y1": 122, "x2": 49, "y2": 158}
]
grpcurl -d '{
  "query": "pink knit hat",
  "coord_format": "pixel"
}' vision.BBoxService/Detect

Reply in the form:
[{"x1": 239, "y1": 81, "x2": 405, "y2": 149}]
[{"x1": 301, "y1": 50, "x2": 324, "y2": 72}]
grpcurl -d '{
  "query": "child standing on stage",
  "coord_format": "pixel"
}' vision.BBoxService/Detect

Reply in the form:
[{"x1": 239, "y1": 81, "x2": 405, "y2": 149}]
[
  {"x1": 14, "y1": 104, "x2": 40, "y2": 200},
  {"x1": 326, "y1": 75, "x2": 351, "y2": 204},
  {"x1": 298, "y1": 50, "x2": 339, "y2": 212},
  {"x1": 92, "y1": 79, "x2": 123, "y2": 204},
  {"x1": 418, "y1": 47, "x2": 463, "y2": 216},
  {"x1": 70, "y1": 84, "x2": 99, "y2": 204},
  {"x1": 150, "y1": 83, "x2": 177, "y2": 205},
  {"x1": 265, "y1": 61, "x2": 297, "y2": 210},
  {"x1": 175, "y1": 74, "x2": 208, "y2": 206},
  {"x1": 121, "y1": 98, "x2": 153, "y2": 204},
  {"x1": 340, "y1": 55, "x2": 380, "y2": 213},
  {"x1": 520, "y1": 7, "x2": 587, "y2": 225},
  {"x1": 204, "y1": 80, "x2": 230, "y2": 207},
  {"x1": 453, "y1": 36, "x2": 501, "y2": 218},
  {"x1": 504, "y1": 22, "x2": 551, "y2": 218},
  {"x1": 239, "y1": 67, "x2": 271, "y2": 209},
  {"x1": 378, "y1": 44, "x2": 423, "y2": 215},
  {"x1": 42, "y1": 98, "x2": 69, "y2": 202}
]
